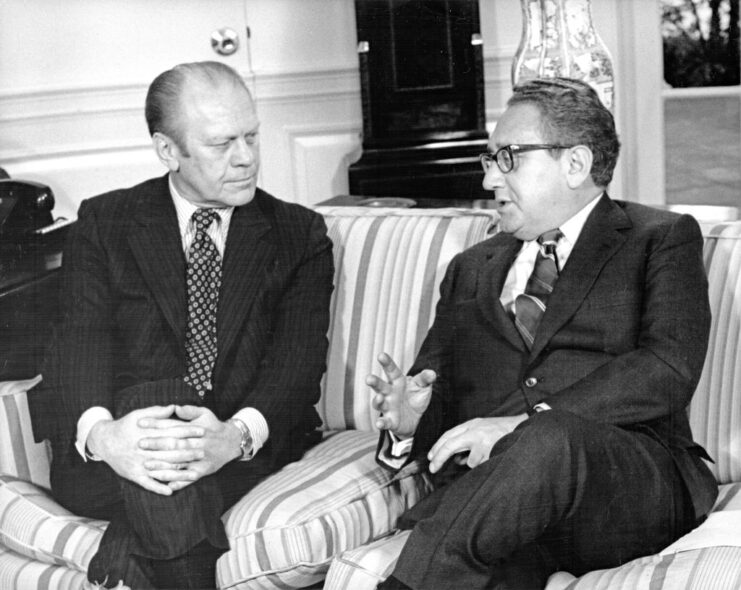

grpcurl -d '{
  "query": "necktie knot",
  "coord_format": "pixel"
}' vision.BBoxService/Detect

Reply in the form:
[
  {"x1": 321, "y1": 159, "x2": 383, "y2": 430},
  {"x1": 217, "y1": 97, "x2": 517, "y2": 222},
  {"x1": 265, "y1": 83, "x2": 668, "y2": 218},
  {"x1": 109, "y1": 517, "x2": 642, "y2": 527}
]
[
  {"x1": 537, "y1": 229, "x2": 563, "y2": 255},
  {"x1": 192, "y1": 208, "x2": 219, "y2": 234}
]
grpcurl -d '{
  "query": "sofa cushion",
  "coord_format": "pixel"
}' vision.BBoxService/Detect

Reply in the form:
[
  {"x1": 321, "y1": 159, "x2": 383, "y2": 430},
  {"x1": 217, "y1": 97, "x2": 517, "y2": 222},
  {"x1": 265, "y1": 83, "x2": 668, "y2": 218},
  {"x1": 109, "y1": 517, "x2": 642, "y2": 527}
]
[
  {"x1": 0, "y1": 544, "x2": 89, "y2": 590},
  {"x1": 323, "y1": 530, "x2": 410, "y2": 590},
  {"x1": 0, "y1": 474, "x2": 105, "y2": 572},
  {"x1": 316, "y1": 206, "x2": 497, "y2": 431},
  {"x1": 217, "y1": 430, "x2": 431, "y2": 590},
  {"x1": 0, "y1": 376, "x2": 50, "y2": 489},
  {"x1": 555, "y1": 547, "x2": 741, "y2": 590},
  {"x1": 689, "y1": 221, "x2": 741, "y2": 484}
]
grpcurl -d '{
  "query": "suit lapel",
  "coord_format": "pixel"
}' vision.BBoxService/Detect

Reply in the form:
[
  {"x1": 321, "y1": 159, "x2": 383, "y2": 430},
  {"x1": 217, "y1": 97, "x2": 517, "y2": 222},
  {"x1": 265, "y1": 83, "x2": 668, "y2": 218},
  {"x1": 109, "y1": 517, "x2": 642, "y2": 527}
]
[
  {"x1": 128, "y1": 176, "x2": 187, "y2": 345},
  {"x1": 530, "y1": 194, "x2": 631, "y2": 359},
  {"x1": 476, "y1": 235, "x2": 528, "y2": 352},
  {"x1": 217, "y1": 194, "x2": 275, "y2": 361}
]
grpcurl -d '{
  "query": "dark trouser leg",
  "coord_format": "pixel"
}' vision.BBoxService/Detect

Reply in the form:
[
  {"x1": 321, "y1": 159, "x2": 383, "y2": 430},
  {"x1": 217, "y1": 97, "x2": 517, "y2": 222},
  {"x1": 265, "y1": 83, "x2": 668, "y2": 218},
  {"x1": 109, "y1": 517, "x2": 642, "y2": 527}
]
[
  {"x1": 51, "y1": 441, "x2": 273, "y2": 588},
  {"x1": 50, "y1": 380, "x2": 300, "y2": 588},
  {"x1": 390, "y1": 410, "x2": 695, "y2": 590}
]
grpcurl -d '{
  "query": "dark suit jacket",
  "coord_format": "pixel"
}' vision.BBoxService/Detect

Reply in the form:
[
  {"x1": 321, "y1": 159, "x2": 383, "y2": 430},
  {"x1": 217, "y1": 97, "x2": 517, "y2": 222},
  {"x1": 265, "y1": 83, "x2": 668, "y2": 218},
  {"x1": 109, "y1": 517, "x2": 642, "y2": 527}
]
[
  {"x1": 404, "y1": 195, "x2": 717, "y2": 520},
  {"x1": 30, "y1": 174, "x2": 334, "y2": 474}
]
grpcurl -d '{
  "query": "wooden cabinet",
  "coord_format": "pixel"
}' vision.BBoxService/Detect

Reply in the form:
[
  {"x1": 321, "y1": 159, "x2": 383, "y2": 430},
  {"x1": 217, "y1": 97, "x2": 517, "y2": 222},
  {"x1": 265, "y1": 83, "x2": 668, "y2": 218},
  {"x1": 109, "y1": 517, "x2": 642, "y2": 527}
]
[{"x1": 349, "y1": 0, "x2": 489, "y2": 201}]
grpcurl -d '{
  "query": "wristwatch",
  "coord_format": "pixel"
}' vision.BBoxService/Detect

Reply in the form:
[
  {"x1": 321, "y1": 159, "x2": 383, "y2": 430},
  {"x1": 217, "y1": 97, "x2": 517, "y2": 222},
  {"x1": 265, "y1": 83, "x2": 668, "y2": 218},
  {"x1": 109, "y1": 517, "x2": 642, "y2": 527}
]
[{"x1": 228, "y1": 417, "x2": 254, "y2": 461}]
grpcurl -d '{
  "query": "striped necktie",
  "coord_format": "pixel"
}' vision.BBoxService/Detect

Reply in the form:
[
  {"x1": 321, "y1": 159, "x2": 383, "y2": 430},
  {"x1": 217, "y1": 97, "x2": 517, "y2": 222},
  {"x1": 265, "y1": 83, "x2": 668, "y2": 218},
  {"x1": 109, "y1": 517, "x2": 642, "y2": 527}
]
[
  {"x1": 184, "y1": 208, "x2": 222, "y2": 397},
  {"x1": 514, "y1": 229, "x2": 563, "y2": 349}
]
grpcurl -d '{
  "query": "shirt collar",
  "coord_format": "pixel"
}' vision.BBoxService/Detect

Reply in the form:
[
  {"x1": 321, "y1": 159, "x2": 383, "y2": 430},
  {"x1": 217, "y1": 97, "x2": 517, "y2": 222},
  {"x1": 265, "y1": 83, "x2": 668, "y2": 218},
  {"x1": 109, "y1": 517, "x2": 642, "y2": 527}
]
[
  {"x1": 557, "y1": 192, "x2": 603, "y2": 248},
  {"x1": 168, "y1": 175, "x2": 233, "y2": 237}
]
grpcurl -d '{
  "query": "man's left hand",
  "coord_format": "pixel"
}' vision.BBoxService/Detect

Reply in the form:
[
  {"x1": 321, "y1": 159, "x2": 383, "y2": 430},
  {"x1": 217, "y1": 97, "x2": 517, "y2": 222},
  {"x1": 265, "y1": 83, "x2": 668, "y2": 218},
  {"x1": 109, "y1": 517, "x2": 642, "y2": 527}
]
[
  {"x1": 427, "y1": 415, "x2": 528, "y2": 474},
  {"x1": 138, "y1": 405, "x2": 242, "y2": 490}
]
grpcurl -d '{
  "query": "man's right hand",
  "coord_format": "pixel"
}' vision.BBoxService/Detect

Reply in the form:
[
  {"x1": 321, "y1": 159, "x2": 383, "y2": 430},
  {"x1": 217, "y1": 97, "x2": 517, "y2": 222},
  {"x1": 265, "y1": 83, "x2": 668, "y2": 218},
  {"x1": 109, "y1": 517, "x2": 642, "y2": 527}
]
[
  {"x1": 87, "y1": 405, "x2": 205, "y2": 495},
  {"x1": 367, "y1": 352, "x2": 436, "y2": 438}
]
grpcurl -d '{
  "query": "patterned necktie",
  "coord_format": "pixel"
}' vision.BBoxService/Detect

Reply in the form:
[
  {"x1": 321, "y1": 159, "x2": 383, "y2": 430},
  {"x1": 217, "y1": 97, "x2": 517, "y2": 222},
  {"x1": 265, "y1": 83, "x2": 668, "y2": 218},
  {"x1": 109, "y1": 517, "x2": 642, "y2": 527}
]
[
  {"x1": 184, "y1": 208, "x2": 222, "y2": 397},
  {"x1": 514, "y1": 229, "x2": 563, "y2": 349}
]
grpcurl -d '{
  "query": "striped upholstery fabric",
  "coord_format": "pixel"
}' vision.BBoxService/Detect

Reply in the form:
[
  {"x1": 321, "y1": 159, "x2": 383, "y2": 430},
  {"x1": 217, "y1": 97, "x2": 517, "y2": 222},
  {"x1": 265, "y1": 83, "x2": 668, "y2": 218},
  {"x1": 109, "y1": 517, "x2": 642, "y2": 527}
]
[
  {"x1": 215, "y1": 208, "x2": 495, "y2": 588},
  {"x1": 689, "y1": 221, "x2": 741, "y2": 484},
  {"x1": 217, "y1": 430, "x2": 431, "y2": 589},
  {"x1": 560, "y1": 547, "x2": 741, "y2": 590},
  {"x1": 0, "y1": 475, "x2": 105, "y2": 572},
  {"x1": 0, "y1": 376, "x2": 50, "y2": 490},
  {"x1": 0, "y1": 545, "x2": 89, "y2": 590},
  {"x1": 315, "y1": 206, "x2": 498, "y2": 431},
  {"x1": 324, "y1": 530, "x2": 410, "y2": 590}
]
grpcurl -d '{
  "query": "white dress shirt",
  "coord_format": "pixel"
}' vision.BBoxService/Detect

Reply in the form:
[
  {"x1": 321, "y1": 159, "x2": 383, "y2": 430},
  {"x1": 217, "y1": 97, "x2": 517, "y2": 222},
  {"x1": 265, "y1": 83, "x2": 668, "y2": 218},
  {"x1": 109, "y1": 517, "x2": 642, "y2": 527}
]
[{"x1": 75, "y1": 177, "x2": 269, "y2": 461}]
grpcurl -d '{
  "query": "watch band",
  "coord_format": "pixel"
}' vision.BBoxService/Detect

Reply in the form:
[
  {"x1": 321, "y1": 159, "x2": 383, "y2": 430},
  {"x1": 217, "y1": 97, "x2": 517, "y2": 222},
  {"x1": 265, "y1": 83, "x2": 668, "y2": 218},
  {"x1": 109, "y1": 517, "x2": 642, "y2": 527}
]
[{"x1": 228, "y1": 417, "x2": 254, "y2": 461}]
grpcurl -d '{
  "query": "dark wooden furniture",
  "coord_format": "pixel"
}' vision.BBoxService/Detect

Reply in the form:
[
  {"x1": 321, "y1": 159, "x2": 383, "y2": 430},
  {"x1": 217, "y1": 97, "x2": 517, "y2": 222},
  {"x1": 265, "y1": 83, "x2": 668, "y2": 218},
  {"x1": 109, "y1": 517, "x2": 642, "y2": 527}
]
[
  {"x1": 0, "y1": 227, "x2": 68, "y2": 380},
  {"x1": 349, "y1": 0, "x2": 489, "y2": 202}
]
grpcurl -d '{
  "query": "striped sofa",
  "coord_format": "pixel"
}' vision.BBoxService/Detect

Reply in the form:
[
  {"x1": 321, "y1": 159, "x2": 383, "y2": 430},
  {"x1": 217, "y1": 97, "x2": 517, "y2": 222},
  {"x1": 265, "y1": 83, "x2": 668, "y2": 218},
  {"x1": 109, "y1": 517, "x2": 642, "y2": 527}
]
[
  {"x1": 0, "y1": 206, "x2": 497, "y2": 589},
  {"x1": 325, "y1": 220, "x2": 741, "y2": 590}
]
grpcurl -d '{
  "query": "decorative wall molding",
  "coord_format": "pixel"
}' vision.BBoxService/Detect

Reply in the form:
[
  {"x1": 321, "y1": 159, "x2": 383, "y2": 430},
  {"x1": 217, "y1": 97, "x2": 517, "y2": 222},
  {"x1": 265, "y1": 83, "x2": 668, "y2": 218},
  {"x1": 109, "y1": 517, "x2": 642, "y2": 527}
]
[
  {"x1": 0, "y1": 84, "x2": 146, "y2": 122},
  {"x1": 0, "y1": 51, "x2": 513, "y2": 154},
  {"x1": 1, "y1": 51, "x2": 514, "y2": 208},
  {"x1": 284, "y1": 122, "x2": 362, "y2": 206},
  {"x1": 253, "y1": 65, "x2": 360, "y2": 103}
]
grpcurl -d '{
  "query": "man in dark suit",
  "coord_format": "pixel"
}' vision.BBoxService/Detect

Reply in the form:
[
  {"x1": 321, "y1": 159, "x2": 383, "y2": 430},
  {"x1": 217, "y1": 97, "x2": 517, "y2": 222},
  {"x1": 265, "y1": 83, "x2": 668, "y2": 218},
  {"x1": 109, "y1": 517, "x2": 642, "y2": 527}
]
[
  {"x1": 28, "y1": 61, "x2": 334, "y2": 589},
  {"x1": 368, "y1": 77, "x2": 718, "y2": 589}
]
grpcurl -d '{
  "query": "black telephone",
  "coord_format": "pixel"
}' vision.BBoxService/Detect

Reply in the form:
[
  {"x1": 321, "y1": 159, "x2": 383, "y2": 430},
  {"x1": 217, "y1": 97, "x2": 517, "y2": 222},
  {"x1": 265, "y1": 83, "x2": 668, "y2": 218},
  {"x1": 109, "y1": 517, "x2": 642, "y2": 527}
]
[{"x1": 0, "y1": 179, "x2": 56, "y2": 243}]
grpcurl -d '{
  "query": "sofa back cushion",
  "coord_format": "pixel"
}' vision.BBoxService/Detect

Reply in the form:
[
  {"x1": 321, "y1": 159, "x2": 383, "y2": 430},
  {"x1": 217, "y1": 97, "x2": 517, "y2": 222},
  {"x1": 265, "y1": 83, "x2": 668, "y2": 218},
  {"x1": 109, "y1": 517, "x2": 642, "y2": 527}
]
[
  {"x1": 315, "y1": 206, "x2": 498, "y2": 432},
  {"x1": 689, "y1": 221, "x2": 741, "y2": 484}
]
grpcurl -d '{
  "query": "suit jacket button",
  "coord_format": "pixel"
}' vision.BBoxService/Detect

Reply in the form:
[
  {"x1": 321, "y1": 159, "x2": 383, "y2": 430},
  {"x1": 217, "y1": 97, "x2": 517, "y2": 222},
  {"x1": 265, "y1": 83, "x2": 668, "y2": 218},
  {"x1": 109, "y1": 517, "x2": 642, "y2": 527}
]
[{"x1": 524, "y1": 377, "x2": 538, "y2": 388}]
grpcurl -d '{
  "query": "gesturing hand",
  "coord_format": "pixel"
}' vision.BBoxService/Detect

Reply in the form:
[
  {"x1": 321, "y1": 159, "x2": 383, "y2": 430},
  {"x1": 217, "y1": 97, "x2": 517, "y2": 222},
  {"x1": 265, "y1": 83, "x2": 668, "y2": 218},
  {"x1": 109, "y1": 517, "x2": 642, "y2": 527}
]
[
  {"x1": 88, "y1": 405, "x2": 205, "y2": 496},
  {"x1": 427, "y1": 415, "x2": 528, "y2": 474},
  {"x1": 367, "y1": 352, "x2": 436, "y2": 438},
  {"x1": 138, "y1": 405, "x2": 242, "y2": 491}
]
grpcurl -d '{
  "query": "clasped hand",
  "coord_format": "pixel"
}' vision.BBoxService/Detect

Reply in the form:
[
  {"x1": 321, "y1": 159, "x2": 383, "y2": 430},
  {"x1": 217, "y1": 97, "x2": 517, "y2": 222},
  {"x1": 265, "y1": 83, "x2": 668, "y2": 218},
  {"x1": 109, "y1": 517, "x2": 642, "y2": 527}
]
[{"x1": 89, "y1": 405, "x2": 240, "y2": 495}]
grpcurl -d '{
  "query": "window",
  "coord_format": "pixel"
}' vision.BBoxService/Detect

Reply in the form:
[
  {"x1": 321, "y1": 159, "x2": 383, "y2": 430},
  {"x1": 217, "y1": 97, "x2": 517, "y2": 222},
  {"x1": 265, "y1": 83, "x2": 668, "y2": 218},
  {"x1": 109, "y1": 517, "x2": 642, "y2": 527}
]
[{"x1": 661, "y1": 0, "x2": 740, "y2": 206}]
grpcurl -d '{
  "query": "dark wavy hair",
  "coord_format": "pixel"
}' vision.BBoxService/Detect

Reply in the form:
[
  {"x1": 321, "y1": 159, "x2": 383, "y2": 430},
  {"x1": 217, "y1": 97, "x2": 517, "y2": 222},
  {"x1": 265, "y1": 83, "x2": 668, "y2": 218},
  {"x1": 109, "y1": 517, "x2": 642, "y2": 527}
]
[
  {"x1": 145, "y1": 61, "x2": 252, "y2": 154},
  {"x1": 508, "y1": 77, "x2": 620, "y2": 187}
]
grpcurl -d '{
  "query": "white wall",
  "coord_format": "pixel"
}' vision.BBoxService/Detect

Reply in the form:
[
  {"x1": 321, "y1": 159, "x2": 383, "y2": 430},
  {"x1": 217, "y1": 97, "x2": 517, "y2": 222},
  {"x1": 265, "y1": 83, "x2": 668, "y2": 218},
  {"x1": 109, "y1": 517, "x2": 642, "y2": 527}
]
[
  {"x1": 0, "y1": 0, "x2": 250, "y2": 219},
  {"x1": 1, "y1": 0, "x2": 641, "y2": 220}
]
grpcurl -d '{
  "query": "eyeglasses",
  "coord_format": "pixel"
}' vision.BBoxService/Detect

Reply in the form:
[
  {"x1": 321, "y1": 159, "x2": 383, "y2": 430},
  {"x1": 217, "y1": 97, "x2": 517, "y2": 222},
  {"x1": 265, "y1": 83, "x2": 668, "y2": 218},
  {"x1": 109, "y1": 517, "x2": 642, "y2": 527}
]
[{"x1": 479, "y1": 144, "x2": 572, "y2": 174}]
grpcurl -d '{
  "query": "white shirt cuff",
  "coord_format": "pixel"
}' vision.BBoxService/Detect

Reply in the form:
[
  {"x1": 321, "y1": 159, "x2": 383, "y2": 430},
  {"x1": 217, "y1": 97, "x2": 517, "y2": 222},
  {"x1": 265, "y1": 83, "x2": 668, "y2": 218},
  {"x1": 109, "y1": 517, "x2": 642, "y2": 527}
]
[
  {"x1": 377, "y1": 430, "x2": 414, "y2": 469},
  {"x1": 232, "y1": 407, "x2": 269, "y2": 456},
  {"x1": 389, "y1": 430, "x2": 414, "y2": 457},
  {"x1": 75, "y1": 406, "x2": 113, "y2": 461}
]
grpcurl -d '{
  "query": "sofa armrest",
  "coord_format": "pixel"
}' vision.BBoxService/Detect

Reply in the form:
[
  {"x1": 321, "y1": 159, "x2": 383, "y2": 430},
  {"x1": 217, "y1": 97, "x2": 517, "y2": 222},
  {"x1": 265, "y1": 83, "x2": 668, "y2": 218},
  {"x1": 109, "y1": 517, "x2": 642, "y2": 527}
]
[{"x1": 0, "y1": 375, "x2": 51, "y2": 488}]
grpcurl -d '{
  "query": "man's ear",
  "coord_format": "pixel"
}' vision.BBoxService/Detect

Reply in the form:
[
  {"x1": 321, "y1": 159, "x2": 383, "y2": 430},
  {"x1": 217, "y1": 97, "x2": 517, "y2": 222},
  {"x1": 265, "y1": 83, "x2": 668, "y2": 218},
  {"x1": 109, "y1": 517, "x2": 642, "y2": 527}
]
[
  {"x1": 564, "y1": 145, "x2": 593, "y2": 189},
  {"x1": 152, "y1": 132, "x2": 181, "y2": 172}
]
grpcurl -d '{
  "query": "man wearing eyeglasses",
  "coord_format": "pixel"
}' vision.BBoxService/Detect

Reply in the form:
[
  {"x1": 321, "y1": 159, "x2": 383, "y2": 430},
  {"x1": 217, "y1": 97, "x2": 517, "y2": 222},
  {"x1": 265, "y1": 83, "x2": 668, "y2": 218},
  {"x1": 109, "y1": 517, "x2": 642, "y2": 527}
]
[{"x1": 369, "y1": 77, "x2": 717, "y2": 589}]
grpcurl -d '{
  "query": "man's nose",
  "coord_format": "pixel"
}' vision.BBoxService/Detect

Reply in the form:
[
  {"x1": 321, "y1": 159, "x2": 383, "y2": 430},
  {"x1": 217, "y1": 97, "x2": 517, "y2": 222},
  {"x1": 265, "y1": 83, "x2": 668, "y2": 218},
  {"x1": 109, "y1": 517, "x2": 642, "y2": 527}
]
[
  {"x1": 231, "y1": 138, "x2": 255, "y2": 166},
  {"x1": 481, "y1": 163, "x2": 504, "y2": 192}
]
